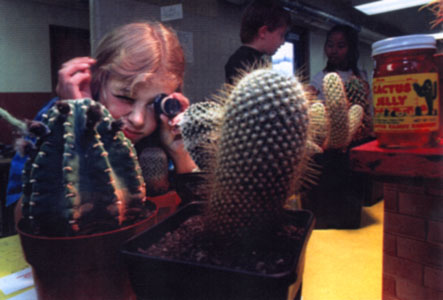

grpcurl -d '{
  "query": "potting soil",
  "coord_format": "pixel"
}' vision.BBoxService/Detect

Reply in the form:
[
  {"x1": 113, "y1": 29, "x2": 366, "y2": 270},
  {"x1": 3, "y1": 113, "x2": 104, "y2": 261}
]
[{"x1": 138, "y1": 216, "x2": 306, "y2": 274}]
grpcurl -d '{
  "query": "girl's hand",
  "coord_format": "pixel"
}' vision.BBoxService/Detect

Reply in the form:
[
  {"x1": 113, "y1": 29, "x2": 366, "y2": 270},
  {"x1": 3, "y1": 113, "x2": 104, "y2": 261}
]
[
  {"x1": 158, "y1": 93, "x2": 197, "y2": 173},
  {"x1": 56, "y1": 57, "x2": 96, "y2": 100}
]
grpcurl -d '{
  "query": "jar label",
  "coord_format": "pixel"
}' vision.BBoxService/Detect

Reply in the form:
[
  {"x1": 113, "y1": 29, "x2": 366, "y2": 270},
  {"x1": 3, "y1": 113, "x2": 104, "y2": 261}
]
[{"x1": 373, "y1": 73, "x2": 439, "y2": 132}]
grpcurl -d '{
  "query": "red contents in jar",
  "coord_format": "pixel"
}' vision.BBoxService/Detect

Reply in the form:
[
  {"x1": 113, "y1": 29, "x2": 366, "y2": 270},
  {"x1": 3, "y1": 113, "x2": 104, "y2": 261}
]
[{"x1": 372, "y1": 36, "x2": 440, "y2": 148}]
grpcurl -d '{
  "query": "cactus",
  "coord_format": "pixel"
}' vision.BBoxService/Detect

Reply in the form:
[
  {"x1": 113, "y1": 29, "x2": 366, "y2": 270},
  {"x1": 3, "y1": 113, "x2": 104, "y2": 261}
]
[
  {"x1": 138, "y1": 146, "x2": 170, "y2": 197},
  {"x1": 413, "y1": 79, "x2": 438, "y2": 116},
  {"x1": 345, "y1": 76, "x2": 373, "y2": 142},
  {"x1": 179, "y1": 101, "x2": 223, "y2": 171},
  {"x1": 203, "y1": 69, "x2": 310, "y2": 243},
  {"x1": 309, "y1": 72, "x2": 364, "y2": 149},
  {"x1": 1, "y1": 98, "x2": 149, "y2": 236}
]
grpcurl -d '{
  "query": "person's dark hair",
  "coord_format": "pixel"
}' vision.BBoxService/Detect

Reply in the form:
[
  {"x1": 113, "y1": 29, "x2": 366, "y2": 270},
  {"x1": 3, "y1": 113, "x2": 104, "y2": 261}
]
[
  {"x1": 240, "y1": 0, "x2": 291, "y2": 44},
  {"x1": 323, "y1": 24, "x2": 361, "y2": 77}
]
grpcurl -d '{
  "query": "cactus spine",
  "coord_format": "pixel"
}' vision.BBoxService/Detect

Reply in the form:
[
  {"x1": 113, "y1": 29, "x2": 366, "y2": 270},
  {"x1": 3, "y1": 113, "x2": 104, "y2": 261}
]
[{"x1": 2, "y1": 98, "x2": 148, "y2": 236}]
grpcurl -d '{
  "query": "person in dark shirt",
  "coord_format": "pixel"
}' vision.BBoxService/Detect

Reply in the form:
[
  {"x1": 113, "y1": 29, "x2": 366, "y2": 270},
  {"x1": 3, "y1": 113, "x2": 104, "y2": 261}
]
[{"x1": 224, "y1": 0, "x2": 291, "y2": 85}]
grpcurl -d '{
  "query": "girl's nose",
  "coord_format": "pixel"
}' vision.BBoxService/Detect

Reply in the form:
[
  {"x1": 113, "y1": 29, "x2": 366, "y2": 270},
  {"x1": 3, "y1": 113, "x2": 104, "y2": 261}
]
[{"x1": 128, "y1": 108, "x2": 145, "y2": 128}]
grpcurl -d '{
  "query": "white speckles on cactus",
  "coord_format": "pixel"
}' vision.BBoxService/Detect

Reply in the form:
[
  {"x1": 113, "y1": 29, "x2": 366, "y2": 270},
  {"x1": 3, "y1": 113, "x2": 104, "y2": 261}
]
[
  {"x1": 319, "y1": 72, "x2": 364, "y2": 149},
  {"x1": 323, "y1": 72, "x2": 349, "y2": 149},
  {"x1": 206, "y1": 69, "x2": 309, "y2": 241},
  {"x1": 308, "y1": 101, "x2": 327, "y2": 148},
  {"x1": 179, "y1": 101, "x2": 224, "y2": 170},
  {"x1": 347, "y1": 104, "x2": 364, "y2": 145}
]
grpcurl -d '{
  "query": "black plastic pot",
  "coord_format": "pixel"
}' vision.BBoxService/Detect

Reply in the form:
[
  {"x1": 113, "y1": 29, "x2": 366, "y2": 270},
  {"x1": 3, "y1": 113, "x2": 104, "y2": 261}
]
[
  {"x1": 301, "y1": 148, "x2": 363, "y2": 229},
  {"x1": 121, "y1": 202, "x2": 314, "y2": 300}
]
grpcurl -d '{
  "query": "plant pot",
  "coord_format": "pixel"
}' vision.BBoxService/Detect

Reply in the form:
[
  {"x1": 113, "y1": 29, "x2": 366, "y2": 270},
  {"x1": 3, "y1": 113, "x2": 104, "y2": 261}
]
[
  {"x1": 301, "y1": 148, "x2": 363, "y2": 229},
  {"x1": 147, "y1": 191, "x2": 181, "y2": 223},
  {"x1": 17, "y1": 207, "x2": 158, "y2": 300},
  {"x1": 121, "y1": 202, "x2": 315, "y2": 300}
]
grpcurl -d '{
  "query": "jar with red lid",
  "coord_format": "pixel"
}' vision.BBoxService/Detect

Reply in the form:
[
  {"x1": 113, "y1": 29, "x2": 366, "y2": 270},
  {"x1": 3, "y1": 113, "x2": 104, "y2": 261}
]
[{"x1": 372, "y1": 34, "x2": 440, "y2": 148}]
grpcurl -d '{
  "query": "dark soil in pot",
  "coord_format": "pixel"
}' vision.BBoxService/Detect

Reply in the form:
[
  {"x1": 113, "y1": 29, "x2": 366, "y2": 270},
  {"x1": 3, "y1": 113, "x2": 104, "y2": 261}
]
[{"x1": 139, "y1": 214, "x2": 307, "y2": 275}]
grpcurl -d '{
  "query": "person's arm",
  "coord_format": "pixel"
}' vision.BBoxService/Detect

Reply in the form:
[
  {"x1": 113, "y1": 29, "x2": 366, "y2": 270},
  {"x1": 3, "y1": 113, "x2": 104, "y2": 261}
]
[
  {"x1": 158, "y1": 92, "x2": 198, "y2": 174},
  {"x1": 5, "y1": 96, "x2": 59, "y2": 208},
  {"x1": 56, "y1": 56, "x2": 96, "y2": 100}
]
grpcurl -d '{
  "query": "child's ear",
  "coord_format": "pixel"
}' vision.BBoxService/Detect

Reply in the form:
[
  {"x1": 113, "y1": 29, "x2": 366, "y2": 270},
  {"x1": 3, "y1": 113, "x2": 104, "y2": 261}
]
[{"x1": 257, "y1": 25, "x2": 269, "y2": 39}]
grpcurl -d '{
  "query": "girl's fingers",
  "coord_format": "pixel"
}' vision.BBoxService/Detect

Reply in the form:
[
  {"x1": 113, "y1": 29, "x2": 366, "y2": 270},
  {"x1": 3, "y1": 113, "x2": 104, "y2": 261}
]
[{"x1": 169, "y1": 92, "x2": 190, "y2": 111}]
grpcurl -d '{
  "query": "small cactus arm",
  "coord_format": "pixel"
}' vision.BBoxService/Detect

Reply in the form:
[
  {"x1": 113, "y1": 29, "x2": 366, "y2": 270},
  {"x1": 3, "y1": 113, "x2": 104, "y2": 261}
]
[
  {"x1": 1, "y1": 98, "x2": 148, "y2": 236},
  {"x1": 345, "y1": 76, "x2": 373, "y2": 142},
  {"x1": 138, "y1": 146, "x2": 170, "y2": 197},
  {"x1": 179, "y1": 101, "x2": 224, "y2": 171},
  {"x1": 310, "y1": 72, "x2": 363, "y2": 149},
  {"x1": 308, "y1": 101, "x2": 328, "y2": 148},
  {"x1": 204, "y1": 69, "x2": 310, "y2": 243}
]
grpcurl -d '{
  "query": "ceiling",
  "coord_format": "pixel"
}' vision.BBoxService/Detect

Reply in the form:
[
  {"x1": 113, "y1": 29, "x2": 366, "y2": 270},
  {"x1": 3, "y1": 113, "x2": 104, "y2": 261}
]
[
  {"x1": 283, "y1": 0, "x2": 440, "y2": 42},
  {"x1": 28, "y1": 0, "x2": 441, "y2": 42}
]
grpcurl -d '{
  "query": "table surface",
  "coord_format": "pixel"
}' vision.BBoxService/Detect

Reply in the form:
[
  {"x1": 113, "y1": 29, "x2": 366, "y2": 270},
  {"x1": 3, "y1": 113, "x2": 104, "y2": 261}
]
[
  {"x1": 0, "y1": 234, "x2": 34, "y2": 299},
  {"x1": 350, "y1": 140, "x2": 443, "y2": 179}
]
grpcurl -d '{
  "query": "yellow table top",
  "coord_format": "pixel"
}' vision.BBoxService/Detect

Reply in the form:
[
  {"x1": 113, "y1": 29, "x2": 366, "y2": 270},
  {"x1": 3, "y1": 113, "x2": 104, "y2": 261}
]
[{"x1": 0, "y1": 235, "x2": 34, "y2": 299}]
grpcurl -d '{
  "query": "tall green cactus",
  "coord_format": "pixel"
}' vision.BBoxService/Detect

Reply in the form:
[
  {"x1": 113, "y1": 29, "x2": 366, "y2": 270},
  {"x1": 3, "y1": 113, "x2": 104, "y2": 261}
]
[
  {"x1": 1, "y1": 98, "x2": 148, "y2": 236},
  {"x1": 203, "y1": 69, "x2": 310, "y2": 243}
]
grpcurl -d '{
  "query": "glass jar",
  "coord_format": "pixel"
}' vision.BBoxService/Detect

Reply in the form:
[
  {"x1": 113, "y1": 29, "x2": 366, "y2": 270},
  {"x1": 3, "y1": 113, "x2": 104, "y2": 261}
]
[{"x1": 372, "y1": 34, "x2": 440, "y2": 148}]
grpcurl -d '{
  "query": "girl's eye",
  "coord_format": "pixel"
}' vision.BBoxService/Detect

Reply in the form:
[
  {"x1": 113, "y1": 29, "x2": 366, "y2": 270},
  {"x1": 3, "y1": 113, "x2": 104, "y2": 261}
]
[
  {"x1": 114, "y1": 94, "x2": 135, "y2": 103},
  {"x1": 146, "y1": 102, "x2": 155, "y2": 112}
]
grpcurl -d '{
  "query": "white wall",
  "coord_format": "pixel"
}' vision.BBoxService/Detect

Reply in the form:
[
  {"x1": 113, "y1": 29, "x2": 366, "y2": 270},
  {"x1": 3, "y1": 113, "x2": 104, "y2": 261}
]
[
  {"x1": 0, "y1": 0, "x2": 89, "y2": 92},
  {"x1": 90, "y1": 0, "x2": 242, "y2": 103}
]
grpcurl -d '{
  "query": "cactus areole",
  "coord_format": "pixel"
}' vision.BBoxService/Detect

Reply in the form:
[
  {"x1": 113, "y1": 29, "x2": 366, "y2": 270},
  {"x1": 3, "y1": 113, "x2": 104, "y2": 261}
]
[
  {"x1": 16, "y1": 98, "x2": 149, "y2": 237},
  {"x1": 205, "y1": 69, "x2": 310, "y2": 243}
]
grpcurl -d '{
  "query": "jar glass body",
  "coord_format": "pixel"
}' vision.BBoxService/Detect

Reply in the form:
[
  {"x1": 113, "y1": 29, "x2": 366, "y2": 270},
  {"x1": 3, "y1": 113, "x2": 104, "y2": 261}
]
[{"x1": 372, "y1": 48, "x2": 440, "y2": 148}]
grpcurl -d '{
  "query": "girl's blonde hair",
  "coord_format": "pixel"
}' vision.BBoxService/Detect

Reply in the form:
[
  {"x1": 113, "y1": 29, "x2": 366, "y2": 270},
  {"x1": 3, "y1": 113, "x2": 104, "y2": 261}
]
[{"x1": 90, "y1": 22, "x2": 185, "y2": 99}]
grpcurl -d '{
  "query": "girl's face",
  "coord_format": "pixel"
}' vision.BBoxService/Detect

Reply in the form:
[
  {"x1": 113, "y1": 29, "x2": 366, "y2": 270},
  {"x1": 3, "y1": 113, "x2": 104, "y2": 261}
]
[
  {"x1": 100, "y1": 77, "x2": 177, "y2": 143},
  {"x1": 324, "y1": 31, "x2": 349, "y2": 69}
]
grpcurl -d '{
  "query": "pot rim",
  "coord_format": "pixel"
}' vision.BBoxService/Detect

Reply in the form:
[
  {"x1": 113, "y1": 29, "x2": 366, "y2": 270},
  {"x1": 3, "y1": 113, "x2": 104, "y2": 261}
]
[{"x1": 17, "y1": 203, "x2": 158, "y2": 241}]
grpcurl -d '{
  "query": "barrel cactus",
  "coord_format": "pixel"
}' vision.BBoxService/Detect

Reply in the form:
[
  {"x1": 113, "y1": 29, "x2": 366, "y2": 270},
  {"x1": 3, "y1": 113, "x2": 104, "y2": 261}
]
[
  {"x1": 203, "y1": 69, "x2": 310, "y2": 243},
  {"x1": 1, "y1": 98, "x2": 149, "y2": 236}
]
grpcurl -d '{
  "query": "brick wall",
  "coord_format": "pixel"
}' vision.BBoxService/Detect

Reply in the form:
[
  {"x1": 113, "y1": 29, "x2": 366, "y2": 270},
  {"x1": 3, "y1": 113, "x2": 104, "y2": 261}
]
[{"x1": 383, "y1": 181, "x2": 443, "y2": 300}]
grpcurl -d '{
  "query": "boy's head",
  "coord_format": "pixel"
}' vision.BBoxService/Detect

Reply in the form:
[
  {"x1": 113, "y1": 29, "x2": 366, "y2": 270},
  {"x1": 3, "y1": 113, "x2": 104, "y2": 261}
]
[{"x1": 240, "y1": 0, "x2": 291, "y2": 55}]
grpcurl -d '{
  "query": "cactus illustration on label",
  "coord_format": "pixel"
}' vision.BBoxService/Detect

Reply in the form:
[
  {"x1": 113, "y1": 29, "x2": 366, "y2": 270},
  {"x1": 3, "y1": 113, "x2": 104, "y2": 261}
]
[{"x1": 413, "y1": 79, "x2": 438, "y2": 116}]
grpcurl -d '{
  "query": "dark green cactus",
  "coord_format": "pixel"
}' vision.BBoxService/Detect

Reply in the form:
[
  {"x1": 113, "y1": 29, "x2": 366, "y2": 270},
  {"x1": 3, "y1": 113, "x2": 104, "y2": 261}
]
[
  {"x1": 203, "y1": 69, "x2": 310, "y2": 243},
  {"x1": 1, "y1": 98, "x2": 149, "y2": 236}
]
